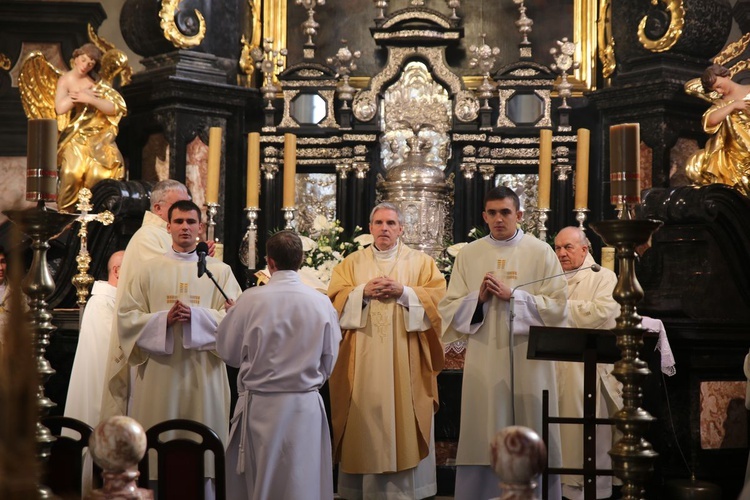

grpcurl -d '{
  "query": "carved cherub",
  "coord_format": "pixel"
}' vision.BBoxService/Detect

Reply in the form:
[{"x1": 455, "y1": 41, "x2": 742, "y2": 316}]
[
  {"x1": 684, "y1": 33, "x2": 750, "y2": 197},
  {"x1": 18, "y1": 25, "x2": 131, "y2": 212}
]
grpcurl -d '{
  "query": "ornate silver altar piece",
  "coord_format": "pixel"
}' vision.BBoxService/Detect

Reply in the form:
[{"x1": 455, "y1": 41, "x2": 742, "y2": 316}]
[
  {"x1": 551, "y1": 37, "x2": 580, "y2": 111},
  {"x1": 327, "y1": 40, "x2": 361, "y2": 112},
  {"x1": 251, "y1": 38, "x2": 287, "y2": 110},
  {"x1": 469, "y1": 34, "x2": 500, "y2": 110},
  {"x1": 378, "y1": 132, "x2": 451, "y2": 257}
]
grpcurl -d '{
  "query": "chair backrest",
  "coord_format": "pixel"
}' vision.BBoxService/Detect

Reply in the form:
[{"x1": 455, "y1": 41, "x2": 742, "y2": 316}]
[
  {"x1": 41, "y1": 415, "x2": 102, "y2": 498},
  {"x1": 138, "y1": 419, "x2": 226, "y2": 500}
]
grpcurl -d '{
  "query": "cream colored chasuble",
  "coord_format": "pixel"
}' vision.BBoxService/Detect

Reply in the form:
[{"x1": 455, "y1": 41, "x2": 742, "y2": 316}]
[{"x1": 338, "y1": 242, "x2": 430, "y2": 473}]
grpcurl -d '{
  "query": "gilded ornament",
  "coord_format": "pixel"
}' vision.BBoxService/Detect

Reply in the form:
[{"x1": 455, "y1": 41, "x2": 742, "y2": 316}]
[
  {"x1": 0, "y1": 53, "x2": 11, "y2": 71},
  {"x1": 19, "y1": 26, "x2": 131, "y2": 212},
  {"x1": 637, "y1": 0, "x2": 684, "y2": 53},
  {"x1": 159, "y1": 0, "x2": 206, "y2": 49},
  {"x1": 597, "y1": 0, "x2": 616, "y2": 78}
]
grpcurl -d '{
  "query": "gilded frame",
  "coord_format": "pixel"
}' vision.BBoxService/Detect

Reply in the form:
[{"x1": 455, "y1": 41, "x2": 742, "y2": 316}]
[{"x1": 262, "y1": 0, "x2": 598, "y2": 92}]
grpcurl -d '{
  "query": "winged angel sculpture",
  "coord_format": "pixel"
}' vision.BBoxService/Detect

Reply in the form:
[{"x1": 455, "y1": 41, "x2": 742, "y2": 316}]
[
  {"x1": 684, "y1": 33, "x2": 750, "y2": 197},
  {"x1": 18, "y1": 26, "x2": 132, "y2": 212}
]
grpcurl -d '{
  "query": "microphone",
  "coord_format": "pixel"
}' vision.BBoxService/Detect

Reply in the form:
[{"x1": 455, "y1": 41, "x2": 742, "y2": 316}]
[
  {"x1": 196, "y1": 241, "x2": 231, "y2": 302},
  {"x1": 510, "y1": 262, "x2": 600, "y2": 296},
  {"x1": 196, "y1": 241, "x2": 209, "y2": 278}
]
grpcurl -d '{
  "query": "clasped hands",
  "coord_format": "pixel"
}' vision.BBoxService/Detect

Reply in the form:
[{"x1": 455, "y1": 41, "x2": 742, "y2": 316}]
[
  {"x1": 167, "y1": 300, "x2": 191, "y2": 326},
  {"x1": 364, "y1": 276, "x2": 404, "y2": 300},
  {"x1": 478, "y1": 272, "x2": 512, "y2": 303},
  {"x1": 168, "y1": 298, "x2": 235, "y2": 326},
  {"x1": 68, "y1": 87, "x2": 101, "y2": 104}
]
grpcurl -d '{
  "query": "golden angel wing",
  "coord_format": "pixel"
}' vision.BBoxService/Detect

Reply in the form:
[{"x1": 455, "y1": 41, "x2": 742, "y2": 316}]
[
  {"x1": 18, "y1": 51, "x2": 62, "y2": 120},
  {"x1": 683, "y1": 77, "x2": 719, "y2": 103}
]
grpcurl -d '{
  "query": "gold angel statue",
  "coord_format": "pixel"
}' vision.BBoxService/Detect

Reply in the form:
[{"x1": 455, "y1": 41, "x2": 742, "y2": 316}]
[
  {"x1": 684, "y1": 33, "x2": 750, "y2": 197},
  {"x1": 18, "y1": 26, "x2": 132, "y2": 212}
]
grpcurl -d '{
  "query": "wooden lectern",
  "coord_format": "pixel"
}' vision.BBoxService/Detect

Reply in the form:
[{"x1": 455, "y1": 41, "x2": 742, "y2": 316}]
[{"x1": 528, "y1": 325, "x2": 620, "y2": 500}]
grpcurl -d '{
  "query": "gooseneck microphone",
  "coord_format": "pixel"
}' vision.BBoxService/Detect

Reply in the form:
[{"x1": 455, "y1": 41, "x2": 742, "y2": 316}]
[
  {"x1": 195, "y1": 241, "x2": 230, "y2": 302},
  {"x1": 510, "y1": 262, "x2": 600, "y2": 297},
  {"x1": 506, "y1": 261, "x2": 601, "y2": 425},
  {"x1": 196, "y1": 241, "x2": 209, "y2": 278}
]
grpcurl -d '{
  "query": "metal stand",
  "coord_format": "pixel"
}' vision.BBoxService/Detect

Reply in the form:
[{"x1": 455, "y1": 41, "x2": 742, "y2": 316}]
[
  {"x1": 241, "y1": 207, "x2": 260, "y2": 270},
  {"x1": 206, "y1": 202, "x2": 219, "y2": 242},
  {"x1": 282, "y1": 206, "x2": 297, "y2": 230},
  {"x1": 573, "y1": 207, "x2": 589, "y2": 230},
  {"x1": 4, "y1": 201, "x2": 77, "y2": 498},
  {"x1": 589, "y1": 219, "x2": 662, "y2": 500},
  {"x1": 533, "y1": 208, "x2": 551, "y2": 242}
]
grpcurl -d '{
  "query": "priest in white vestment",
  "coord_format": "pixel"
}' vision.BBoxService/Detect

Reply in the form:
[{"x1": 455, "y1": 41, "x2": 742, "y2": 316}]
[
  {"x1": 117, "y1": 200, "x2": 240, "y2": 487},
  {"x1": 328, "y1": 202, "x2": 446, "y2": 500},
  {"x1": 101, "y1": 179, "x2": 191, "y2": 420},
  {"x1": 64, "y1": 250, "x2": 124, "y2": 496},
  {"x1": 439, "y1": 187, "x2": 568, "y2": 500},
  {"x1": 217, "y1": 230, "x2": 342, "y2": 500},
  {"x1": 554, "y1": 226, "x2": 621, "y2": 500}
]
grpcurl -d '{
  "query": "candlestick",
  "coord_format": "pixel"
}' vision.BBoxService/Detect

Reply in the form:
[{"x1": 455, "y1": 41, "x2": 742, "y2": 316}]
[
  {"x1": 206, "y1": 127, "x2": 222, "y2": 204},
  {"x1": 574, "y1": 128, "x2": 590, "y2": 209},
  {"x1": 533, "y1": 207, "x2": 551, "y2": 242},
  {"x1": 283, "y1": 133, "x2": 297, "y2": 208},
  {"x1": 26, "y1": 118, "x2": 58, "y2": 203},
  {"x1": 282, "y1": 207, "x2": 297, "y2": 230},
  {"x1": 590, "y1": 219, "x2": 662, "y2": 499},
  {"x1": 610, "y1": 123, "x2": 640, "y2": 207},
  {"x1": 537, "y1": 129, "x2": 552, "y2": 209},
  {"x1": 241, "y1": 207, "x2": 260, "y2": 270},
  {"x1": 247, "y1": 133, "x2": 261, "y2": 207},
  {"x1": 206, "y1": 202, "x2": 218, "y2": 243},
  {"x1": 3, "y1": 203, "x2": 78, "y2": 497},
  {"x1": 573, "y1": 208, "x2": 589, "y2": 230}
]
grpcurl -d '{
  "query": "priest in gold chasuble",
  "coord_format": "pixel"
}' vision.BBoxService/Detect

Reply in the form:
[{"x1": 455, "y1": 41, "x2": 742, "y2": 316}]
[{"x1": 328, "y1": 202, "x2": 446, "y2": 500}]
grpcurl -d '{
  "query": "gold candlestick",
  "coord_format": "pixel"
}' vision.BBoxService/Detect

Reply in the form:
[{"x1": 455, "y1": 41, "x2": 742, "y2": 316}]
[
  {"x1": 590, "y1": 218, "x2": 662, "y2": 500},
  {"x1": 4, "y1": 202, "x2": 77, "y2": 498}
]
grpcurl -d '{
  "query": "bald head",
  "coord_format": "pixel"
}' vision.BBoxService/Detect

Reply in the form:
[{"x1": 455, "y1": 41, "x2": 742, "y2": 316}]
[
  {"x1": 554, "y1": 226, "x2": 590, "y2": 271},
  {"x1": 107, "y1": 251, "x2": 125, "y2": 287}
]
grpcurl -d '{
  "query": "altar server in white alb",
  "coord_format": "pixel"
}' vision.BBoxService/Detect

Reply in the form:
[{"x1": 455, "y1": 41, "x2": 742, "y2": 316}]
[
  {"x1": 64, "y1": 249, "x2": 124, "y2": 496},
  {"x1": 439, "y1": 186, "x2": 568, "y2": 500},
  {"x1": 117, "y1": 199, "x2": 241, "y2": 494},
  {"x1": 554, "y1": 226, "x2": 621, "y2": 500},
  {"x1": 217, "y1": 230, "x2": 342, "y2": 500}
]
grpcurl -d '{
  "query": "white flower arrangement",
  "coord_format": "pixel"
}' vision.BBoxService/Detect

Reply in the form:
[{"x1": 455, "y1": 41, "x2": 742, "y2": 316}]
[{"x1": 298, "y1": 220, "x2": 368, "y2": 287}]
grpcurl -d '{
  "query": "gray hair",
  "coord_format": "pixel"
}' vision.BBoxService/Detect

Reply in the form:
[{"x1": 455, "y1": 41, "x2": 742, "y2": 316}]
[
  {"x1": 369, "y1": 202, "x2": 403, "y2": 224},
  {"x1": 150, "y1": 179, "x2": 188, "y2": 210},
  {"x1": 564, "y1": 226, "x2": 592, "y2": 254}
]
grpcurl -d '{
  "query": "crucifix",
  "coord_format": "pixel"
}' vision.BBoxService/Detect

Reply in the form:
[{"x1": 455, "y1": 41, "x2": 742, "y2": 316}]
[{"x1": 71, "y1": 187, "x2": 114, "y2": 322}]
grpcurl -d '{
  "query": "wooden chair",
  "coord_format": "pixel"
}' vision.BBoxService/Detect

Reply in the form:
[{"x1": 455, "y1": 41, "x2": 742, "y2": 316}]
[
  {"x1": 42, "y1": 415, "x2": 102, "y2": 498},
  {"x1": 138, "y1": 419, "x2": 226, "y2": 500}
]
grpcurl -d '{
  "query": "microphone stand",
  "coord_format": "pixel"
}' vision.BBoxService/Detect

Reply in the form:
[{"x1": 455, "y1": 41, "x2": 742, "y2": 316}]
[
  {"x1": 202, "y1": 267, "x2": 230, "y2": 302},
  {"x1": 506, "y1": 262, "x2": 600, "y2": 426}
]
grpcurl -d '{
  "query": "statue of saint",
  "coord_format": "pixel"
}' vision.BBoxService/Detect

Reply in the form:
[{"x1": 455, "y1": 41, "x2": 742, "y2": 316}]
[
  {"x1": 19, "y1": 29, "x2": 131, "y2": 212},
  {"x1": 685, "y1": 64, "x2": 750, "y2": 196}
]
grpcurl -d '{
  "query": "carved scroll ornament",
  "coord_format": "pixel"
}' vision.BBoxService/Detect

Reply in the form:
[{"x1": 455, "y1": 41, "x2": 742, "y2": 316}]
[{"x1": 159, "y1": 0, "x2": 207, "y2": 49}]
